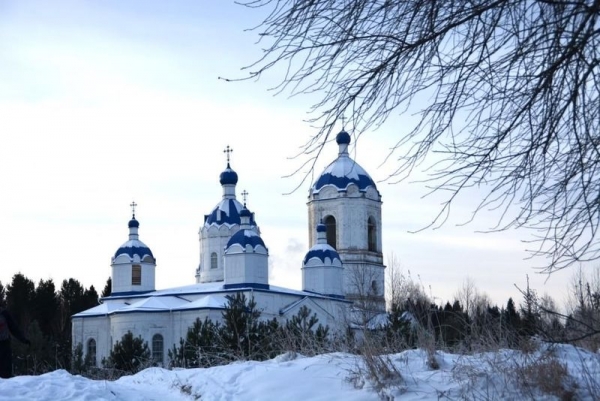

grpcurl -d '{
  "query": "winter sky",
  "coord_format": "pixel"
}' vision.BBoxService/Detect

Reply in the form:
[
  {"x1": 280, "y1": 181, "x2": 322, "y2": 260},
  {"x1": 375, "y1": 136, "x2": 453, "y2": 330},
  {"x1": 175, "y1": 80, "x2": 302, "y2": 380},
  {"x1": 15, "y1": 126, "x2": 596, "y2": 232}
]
[{"x1": 0, "y1": 0, "x2": 581, "y2": 307}]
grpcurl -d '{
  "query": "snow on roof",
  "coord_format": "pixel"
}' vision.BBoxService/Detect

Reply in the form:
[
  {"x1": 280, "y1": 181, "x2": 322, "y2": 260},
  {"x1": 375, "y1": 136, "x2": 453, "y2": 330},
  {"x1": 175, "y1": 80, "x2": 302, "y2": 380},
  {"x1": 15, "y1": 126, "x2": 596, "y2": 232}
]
[
  {"x1": 72, "y1": 302, "x2": 123, "y2": 318},
  {"x1": 312, "y1": 155, "x2": 376, "y2": 193},
  {"x1": 114, "y1": 239, "x2": 154, "y2": 259},
  {"x1": 226, "y1": 228, "x2": 266, "y2": 250},
  {"x1": 303, "y1": 243, "x2": 341, "y2": 265},
  {"x1": 118, "y1": 296, "x2": 189, "y2": 312},
  {"x1": 171, "y1": 294, "x2": 228, "y2": 310},
  {"x1": 204, "y1": 198, "x2": 258, "y2": 227}
]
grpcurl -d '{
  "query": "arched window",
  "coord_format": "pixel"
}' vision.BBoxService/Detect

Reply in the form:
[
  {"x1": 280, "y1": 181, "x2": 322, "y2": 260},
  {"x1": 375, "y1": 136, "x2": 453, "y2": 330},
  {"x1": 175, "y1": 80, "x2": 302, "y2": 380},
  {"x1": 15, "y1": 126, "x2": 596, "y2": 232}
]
[
  {"x1": 87, "y1": 338, "x2": 97, "y2": 366},
  {"x1": 371, "y1": 280, "x2": 378, "y2": 295},
  {"x1": 324, "y1": 215, "x2": 337, "y2": 249},
  {"x1": 210, "y1": 252, "x2": 218, "y2": 269},
  {"x1": 368, "y1": 216, "x2": 377, "y2": 252},
  {"x1": 152, "y1": 334, "x2": 164, "y2": 365}
]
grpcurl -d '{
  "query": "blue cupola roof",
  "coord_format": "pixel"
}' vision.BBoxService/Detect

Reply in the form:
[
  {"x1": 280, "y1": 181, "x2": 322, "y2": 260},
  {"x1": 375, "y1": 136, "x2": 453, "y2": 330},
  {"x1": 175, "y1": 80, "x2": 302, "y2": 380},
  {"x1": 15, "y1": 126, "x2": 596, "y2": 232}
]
[
  {"x1": 226, "y1": 229, "x2": 266, "y2": 250},
  {"x1": 303, "y1": 244, "x2": 341, "y2": 265},
  {"x1": 312, "y1": 130, "x2": 377, "y2": 193},
  {"x1": 304, "y1": 221, "x2": 341, "y2": 265},
  {"x1": 220, "y1": 163, "x2": 238, "y2": 185},
  {"x1": 114, "y1": 215, "x2": 154, "y2": 261},
  {"x1": 114, "y1": 240, "x2": 154, "y2": 260},
  {"x1": 336, "y1": 130, "x2": 351, "y2": 144}
]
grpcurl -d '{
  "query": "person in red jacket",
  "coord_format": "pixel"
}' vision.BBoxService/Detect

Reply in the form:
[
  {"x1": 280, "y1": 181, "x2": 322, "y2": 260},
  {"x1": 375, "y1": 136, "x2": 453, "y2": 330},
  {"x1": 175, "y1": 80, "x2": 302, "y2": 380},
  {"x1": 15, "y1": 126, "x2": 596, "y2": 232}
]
[{"x1": 0, "y1": 305, "x2": 30, "y2": 379}]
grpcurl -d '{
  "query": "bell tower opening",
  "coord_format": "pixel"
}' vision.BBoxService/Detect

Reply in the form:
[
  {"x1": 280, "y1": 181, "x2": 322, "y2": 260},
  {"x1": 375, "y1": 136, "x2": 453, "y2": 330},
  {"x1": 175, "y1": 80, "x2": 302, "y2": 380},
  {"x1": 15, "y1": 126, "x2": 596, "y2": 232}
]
[
  {"x1": 368, "y1": 216, "x2": 377, "y2": 252},
  {"x1": 324, "y1": 215, "x2": 337, "y2": 249}
]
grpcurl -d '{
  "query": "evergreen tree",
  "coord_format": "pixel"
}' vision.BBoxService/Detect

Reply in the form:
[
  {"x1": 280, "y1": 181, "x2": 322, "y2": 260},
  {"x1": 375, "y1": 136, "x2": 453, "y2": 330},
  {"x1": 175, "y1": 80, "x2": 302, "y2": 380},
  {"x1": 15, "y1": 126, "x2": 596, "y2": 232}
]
[
  {"x1": 502, "y1": 298, "x2": 522, "y2": 346},
  {"x1": 83, "y1": 285, "x2": 99, "y2": 309},
  {"x1": 32, "y1": 279, "x2": 59, "y2": 339},
  {"x1": 169, "y1": 317, "x2": 221, "y2": 368},
  {"x1": 519, "y1": 276, "x2": 541, "y2": 336},
  {"x1": 101, "y1": 277, "x2": 112, "y2": 298},
  {"x1": 105, "y1": 331, "x2": 150, "y2": 373},
  {"x1": 219, "y1": 293, "x2": 261, "y2": 360},
  {"x1": 6, "y1": 273, "x2": 35, "y2": 328},
  {"x1": 58, "y1": 279, "x2": 98, "y2": 370},
  {"x1": 282, "y1": 306, "x2": 328, "y2": 354}
]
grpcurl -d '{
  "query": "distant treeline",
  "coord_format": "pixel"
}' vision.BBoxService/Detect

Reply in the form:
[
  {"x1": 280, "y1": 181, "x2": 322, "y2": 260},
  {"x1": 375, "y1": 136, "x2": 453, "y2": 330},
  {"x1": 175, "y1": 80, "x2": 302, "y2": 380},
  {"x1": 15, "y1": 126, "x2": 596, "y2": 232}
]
[{"x1": 0, "y1": 273, "x2": 111, "y2": 375}]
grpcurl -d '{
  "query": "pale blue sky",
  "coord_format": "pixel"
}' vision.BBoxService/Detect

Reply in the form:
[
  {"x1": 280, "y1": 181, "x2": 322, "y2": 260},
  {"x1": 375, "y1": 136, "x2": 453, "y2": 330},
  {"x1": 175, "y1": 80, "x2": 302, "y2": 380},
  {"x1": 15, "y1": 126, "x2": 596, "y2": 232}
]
[{"x1": 0, "y1": 0, "x2": 577, "y2": 307}]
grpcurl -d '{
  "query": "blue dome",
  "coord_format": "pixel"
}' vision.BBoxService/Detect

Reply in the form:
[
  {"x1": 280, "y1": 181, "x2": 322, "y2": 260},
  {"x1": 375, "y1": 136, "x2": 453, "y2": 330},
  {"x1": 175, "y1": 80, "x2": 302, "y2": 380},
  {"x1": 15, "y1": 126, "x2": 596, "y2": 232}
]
[
  {"x1": 114, "y1": 240, "x2": 154, "y2": 260},
  {"x1": 204, "y1": 199, "x2": 258, "y2": 227},
  {"x1": 336, "y1": 130, "x2": 351, "y2": 144},
  {"x1": 226, "y1": 229, "x2": 266, "y2": 250},
  {"x1": 316, "y1": 223, "x2": 326, "y2": 233},
  {"x1": 240, "y1": 207, "x2": 252, "y2": 218},
  {"x1": 220, "y1": 164, "x2": 238, "y2": 185},
  {"x1": 303, "y1": 244, "x2": 341, "y2": 265},
  {"x1": 128, "y1": 218, "x2": 139, "y2": 228},
  {"x1": 313, "y1": 157, "x2": 377, "y2": 193}
]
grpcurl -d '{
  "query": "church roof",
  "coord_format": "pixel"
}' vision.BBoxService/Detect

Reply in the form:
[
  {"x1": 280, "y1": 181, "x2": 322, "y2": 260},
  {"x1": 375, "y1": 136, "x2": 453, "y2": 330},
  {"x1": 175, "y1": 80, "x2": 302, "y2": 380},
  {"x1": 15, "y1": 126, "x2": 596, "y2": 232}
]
[
  {"x1": 313, "y1": 158, "x2": 376, "y2": 193},
  {"x1": 204, "y1": 199, "x2": 257, "y2": 227},
  {"x1": 226, "y1": 228, "x2": 266, "y2": 250},
  {"x1": 73, "y1": 282, "x2": 350, "y2": 317},
  {"x1": 303, "y1": 244, "x2": 341, "y2": 265},
  {"x1": 114, "y1": 239, "x2": 154, "y2": 259},
  {"x1": 312, "y1": 131, "x2": 377, "y2": 193}
]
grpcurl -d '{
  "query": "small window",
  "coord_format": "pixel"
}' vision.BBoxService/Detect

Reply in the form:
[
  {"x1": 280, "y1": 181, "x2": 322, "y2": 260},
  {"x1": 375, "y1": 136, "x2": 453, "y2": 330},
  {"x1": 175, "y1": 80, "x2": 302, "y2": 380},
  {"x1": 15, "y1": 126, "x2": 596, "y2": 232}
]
[
  {"x1": 210, "y1": 252, "x2": 218, "y2": 269},
  {"x1": 368, "y1": 216, "x2": 377, "y2": 252},
  {"x1": 324, "y1": 215, "x2": 337, "y2": 249},
  {"x1": 152, "y1": 334, "x2": 164, "y2": 364},
  {"x1": 132, "y1": 265, "x2": 142, "y2": 285},
  {"x1": 87, "y1": 338, "x2": 97, "y2": 366},
  {"x1": 371, "y1": 280, "x2": 378, "y2": 295}
]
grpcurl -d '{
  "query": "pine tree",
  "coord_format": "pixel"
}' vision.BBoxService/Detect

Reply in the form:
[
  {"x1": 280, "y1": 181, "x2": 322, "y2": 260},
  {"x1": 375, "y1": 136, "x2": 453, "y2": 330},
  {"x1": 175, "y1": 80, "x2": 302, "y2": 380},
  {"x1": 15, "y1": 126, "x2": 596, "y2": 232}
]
[
  {"x1": 219, "y1": 293, "x2": 261, "y2": 360},
  {"x1": 6, "y1": 273, "x2": 35, "y2": 328},
  {"x1": 169, "y1": 317, "x2": 221, "y2": 368},
  {"x1": 101, "y1": 277, "x2": 111, "y2": 298},
  {"x1": 32, "y1": 279, "x2": 59, "y2": 339},
  {"x1": 105, "y1": 331, "x2": 151, "y2": 373}
]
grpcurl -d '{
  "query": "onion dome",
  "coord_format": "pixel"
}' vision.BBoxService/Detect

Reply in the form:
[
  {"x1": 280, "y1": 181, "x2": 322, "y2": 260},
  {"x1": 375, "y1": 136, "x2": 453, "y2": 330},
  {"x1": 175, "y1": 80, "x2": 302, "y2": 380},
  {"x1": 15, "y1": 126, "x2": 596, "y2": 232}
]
[
  {"x1": 225, "y1": 204, "x2": 266, "y2": 252},
  {"x1": 219, "y1": 163, "x2": 238, "y2": 186},
  {"x1": 312, "y1": 129, "x2": 376, "y2": 194},
  {"x1": 303, "y1": 223, "x2": 341, "y2": 265},
  {"x1": 336, "y1": 130, "x2": 351, "y2": 144},
  {"x1": 114, "y1": 216, "x2": 154, "y2": 260}
]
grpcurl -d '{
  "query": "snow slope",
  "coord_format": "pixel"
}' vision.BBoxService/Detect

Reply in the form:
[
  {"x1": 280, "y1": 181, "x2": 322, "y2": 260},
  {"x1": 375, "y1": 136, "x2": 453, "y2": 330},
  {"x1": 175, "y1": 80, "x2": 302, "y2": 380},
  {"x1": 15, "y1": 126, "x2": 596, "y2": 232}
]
[{"x1": 0, "y1": 345, "x2": 598, "y2": 401}]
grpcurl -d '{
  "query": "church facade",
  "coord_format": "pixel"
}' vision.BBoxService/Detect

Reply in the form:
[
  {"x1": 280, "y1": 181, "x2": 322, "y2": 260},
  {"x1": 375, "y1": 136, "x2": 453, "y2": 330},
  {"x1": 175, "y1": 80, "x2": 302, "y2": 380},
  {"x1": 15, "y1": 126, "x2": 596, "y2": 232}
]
[{"x1": 72, "y1": 130, "x2": 385, "y2": 366}]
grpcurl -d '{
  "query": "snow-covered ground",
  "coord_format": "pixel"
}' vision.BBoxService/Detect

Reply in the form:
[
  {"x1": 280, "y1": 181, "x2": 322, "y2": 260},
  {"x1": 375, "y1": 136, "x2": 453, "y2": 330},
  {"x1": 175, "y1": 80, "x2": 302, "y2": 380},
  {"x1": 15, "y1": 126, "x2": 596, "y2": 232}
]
[{"x1": 1, "y1": 345, "x2": 599, "y2": 400}]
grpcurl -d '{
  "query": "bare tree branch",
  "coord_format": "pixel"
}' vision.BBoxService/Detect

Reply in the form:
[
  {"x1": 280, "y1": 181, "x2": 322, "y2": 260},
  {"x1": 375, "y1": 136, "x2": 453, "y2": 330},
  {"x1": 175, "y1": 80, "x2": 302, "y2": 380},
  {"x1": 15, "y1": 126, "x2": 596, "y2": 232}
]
[{"x1": 233, "y1": 0, "x2": 600, "y2": 272}]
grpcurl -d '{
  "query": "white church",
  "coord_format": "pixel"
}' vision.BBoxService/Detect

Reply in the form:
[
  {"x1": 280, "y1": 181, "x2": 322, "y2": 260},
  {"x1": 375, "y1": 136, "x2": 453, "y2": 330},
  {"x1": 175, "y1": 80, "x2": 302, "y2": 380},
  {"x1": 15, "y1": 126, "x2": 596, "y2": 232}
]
[{"x1": 72, "y1": 129, "x2": 386, "y2": 366}]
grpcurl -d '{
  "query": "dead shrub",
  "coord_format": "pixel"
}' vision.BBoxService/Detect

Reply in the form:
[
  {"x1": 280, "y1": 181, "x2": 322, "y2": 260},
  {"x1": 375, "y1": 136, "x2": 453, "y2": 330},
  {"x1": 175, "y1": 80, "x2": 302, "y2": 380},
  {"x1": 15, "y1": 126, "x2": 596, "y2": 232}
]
[{"x1": 517, "y1": 356, "x2": 577, "y2": 401}]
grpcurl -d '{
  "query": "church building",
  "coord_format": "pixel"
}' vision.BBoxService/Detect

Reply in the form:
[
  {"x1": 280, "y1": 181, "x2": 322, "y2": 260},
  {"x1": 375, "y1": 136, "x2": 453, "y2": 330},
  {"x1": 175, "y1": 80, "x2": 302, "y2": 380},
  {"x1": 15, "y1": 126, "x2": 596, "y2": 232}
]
[{"x1": 72, "y1": 129, "x2": 385, "y2": 366}]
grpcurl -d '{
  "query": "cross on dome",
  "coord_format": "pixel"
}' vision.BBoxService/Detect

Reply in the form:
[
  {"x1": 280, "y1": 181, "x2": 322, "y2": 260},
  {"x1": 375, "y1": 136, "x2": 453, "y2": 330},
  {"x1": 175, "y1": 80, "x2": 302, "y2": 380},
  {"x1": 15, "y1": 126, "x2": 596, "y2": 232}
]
[
  {"x1": 340, "y1": 115, "x2": 347, "y2": 130},
  {"x1": 130, "y1": 201, "x2": 137, "y2": 218},
  {"x1": 241, "y1": 189, "x2": 249, "y2": 206},
  {"x1": 223, "y1": 145, "x2": 233, "y2": 164}
]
